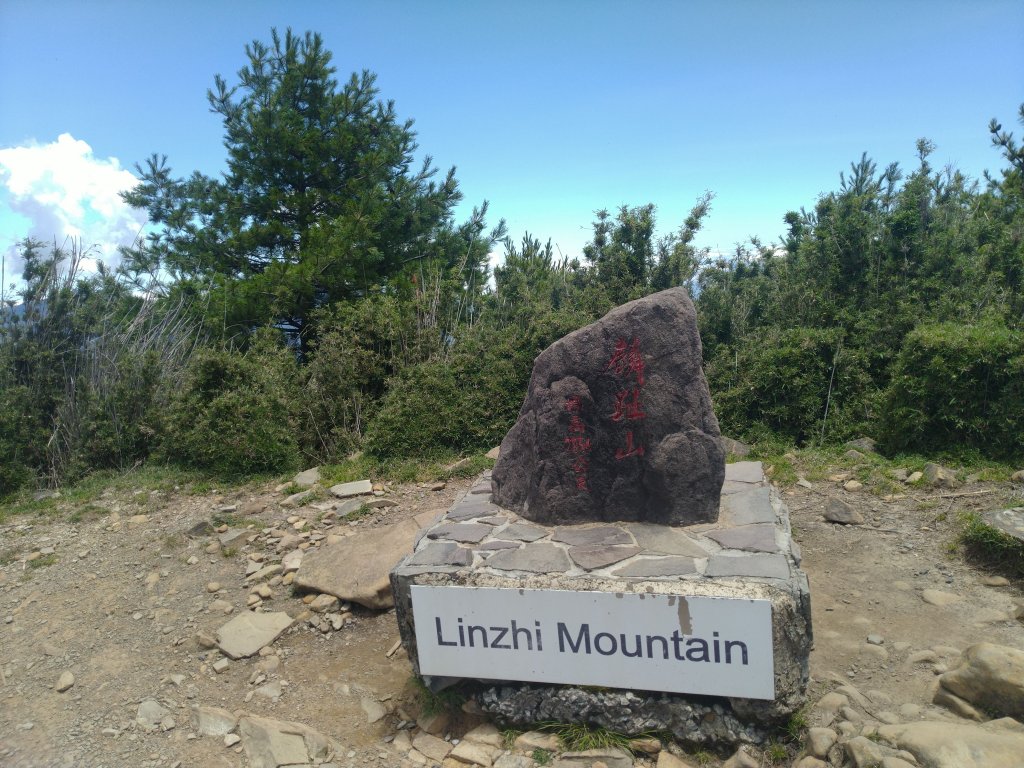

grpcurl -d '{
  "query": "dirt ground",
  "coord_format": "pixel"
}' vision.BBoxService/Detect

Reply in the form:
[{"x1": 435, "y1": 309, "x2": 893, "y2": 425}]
[{"x1": 0, "y1": 461, "x2": 1022, "y2": 768}]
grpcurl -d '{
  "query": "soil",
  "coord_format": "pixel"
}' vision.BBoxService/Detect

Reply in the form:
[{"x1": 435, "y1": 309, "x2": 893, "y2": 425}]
[{"x1": 0, "y1": 463, "x2": 1022, "y2": 768}]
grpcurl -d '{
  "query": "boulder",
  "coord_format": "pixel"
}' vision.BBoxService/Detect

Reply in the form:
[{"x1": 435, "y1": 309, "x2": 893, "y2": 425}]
[
  {"x1": 845, "y1": 437, "x2": 877, "y2": 453},
  {"x1": 291, "y1": 466, "x2": 320, "y2": 488},
  {"x1": 877, "y1": 718, "x2": 1024, "y2": 768},
  {"x1": 938, "y1": 642, "x2": 1024, "y2": 718},
  {"x1": 493, "y1": 288, "x2": 725, "y2": 525},
  {"x1": 923, "y1": 462, "x2": 959, "y2": 488},
  {"x1": 293, "y1": 518, "x2": 419, "y2": 609},
  {"x1": 981, "y1": 507, "x2": 1024, "y2": 543}
]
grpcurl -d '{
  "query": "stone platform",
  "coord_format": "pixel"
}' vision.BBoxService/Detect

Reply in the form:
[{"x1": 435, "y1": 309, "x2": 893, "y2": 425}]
[{"x1": 390, "y1": 461, "x2": 812, "y2": 745}]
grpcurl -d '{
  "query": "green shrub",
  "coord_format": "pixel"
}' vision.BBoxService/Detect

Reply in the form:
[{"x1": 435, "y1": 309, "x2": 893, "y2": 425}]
[
  {"x1": 363, "y1": 305, "x2": 591, "y2": 459},
  {"x1": 880, "y1": 321, "x2": 1024, "y2": 458},
  {"x1": 164, "y1": 331, "x2": 301, "y2": 476},
  {"x1": 708, "y1": 327, "x2": 875, "y2": 445},
  {"x1": 958, "y1": 511, "x2": 1024, "y2": 579},
  {"x1": 0, "y1": 383, "x2": 34, "y2": 497}
]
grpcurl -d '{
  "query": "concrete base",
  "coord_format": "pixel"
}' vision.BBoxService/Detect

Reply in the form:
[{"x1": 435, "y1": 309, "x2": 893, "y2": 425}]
[{"x1": 391, "y1": 462, "x2": 811, "y2": 745}]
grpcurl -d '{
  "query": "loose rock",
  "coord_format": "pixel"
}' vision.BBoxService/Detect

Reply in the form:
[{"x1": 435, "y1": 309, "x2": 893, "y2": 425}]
[
  {"x1": 216, "y1": 611, "x2": 294, "y2": 659},
  {"x1": 824, "y1": 498, "x2": 864, "y2": 525},
  {"x1": 54, "y1": 671, "x2": 75, "y2": 692}
]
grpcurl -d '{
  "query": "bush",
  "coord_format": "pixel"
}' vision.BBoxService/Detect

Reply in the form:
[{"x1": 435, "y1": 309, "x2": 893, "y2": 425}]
[
  {"x1": 707, "y1": 327, "x2": 875, "y2": 445},
  {"x1": 0, "y1": 382, "x2": 35, "y2": 497},
  {"x1": 880, "y1": 321, "x2": 1024, "y2": 458},
  {"x1": 164, "y1": 331, "x2": 302, "y2": 476},
  {"x1": 363, "y1": 301, "x2": 597, "y2": 460}
]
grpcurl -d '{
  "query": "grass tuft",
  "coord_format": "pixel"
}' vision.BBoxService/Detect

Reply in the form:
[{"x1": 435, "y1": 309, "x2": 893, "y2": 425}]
[
  {"x1": 537, "y1": 721, "x2": 636, "y2": 753},
  {"x1": 957, "y1": 511, "x2": 1024, "y2": 579}
]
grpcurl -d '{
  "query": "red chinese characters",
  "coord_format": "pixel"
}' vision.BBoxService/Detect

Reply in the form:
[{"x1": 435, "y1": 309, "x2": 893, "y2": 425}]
[
  {"x1": 563, "y1": 396, "x2": 592, "y2": 491},
  {"x1": 607, "y1": 338, "x2": 646, "y2": 460}
]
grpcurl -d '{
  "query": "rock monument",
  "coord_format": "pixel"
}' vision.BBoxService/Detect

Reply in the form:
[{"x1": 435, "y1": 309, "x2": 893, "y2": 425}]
[
  {"x1": 493, "y1": 287, "x2": 725, "y2": 525},
  {"x1": 390, "y1": 289, "x2": 812, "y2": 747}
]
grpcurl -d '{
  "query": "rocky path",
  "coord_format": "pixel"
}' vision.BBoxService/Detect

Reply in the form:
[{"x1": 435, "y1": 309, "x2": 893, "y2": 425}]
[{"x1": 0, "y1": 461, "x2": 1022, "y2": 768}]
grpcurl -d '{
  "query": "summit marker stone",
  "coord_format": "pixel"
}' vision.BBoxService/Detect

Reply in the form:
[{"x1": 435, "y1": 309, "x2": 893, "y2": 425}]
[{"x1": 493, "y1": 287, "x2": 725, "y2": 525}]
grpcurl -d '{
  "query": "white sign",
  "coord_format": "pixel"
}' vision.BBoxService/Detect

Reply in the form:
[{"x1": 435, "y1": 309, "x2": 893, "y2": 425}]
[{"x1": 411, "y1": 586, "x2": 775, "y2": 699}]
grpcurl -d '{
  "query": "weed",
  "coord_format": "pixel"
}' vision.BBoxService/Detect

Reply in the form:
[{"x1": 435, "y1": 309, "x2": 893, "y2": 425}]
[
  {"x1": 211, "y1": 512, "x2": 262, "y2": 529},
  {"x1": 531, "y1": 748, "x2": 552, "y2": 766},
  {"x1": 221, "y1": 547, "x2": 237, "y2": 558},
  {"x1": 501, "y1": 728, "x2": 522, "y2": 749},
  {"x1": 763, "y1": 741, "x2": 789, "y2": 764},
  {"x1": 957, "y1": 511, "x2": 1024, "y2": 578},
  {"x1": 0, "y1": 546, "x2": 19, "y2": 566},
  {"x1": 343, "y1": 504, "x2": 375, "y2": 521},
  {"x1": 411, "y1": 676, "x2": 464, "y2": 717},
  {"x1": 161, "y1": 532, "x2": 185, "y2": 550},
  {"x1": 688, "y1": 748, "x2": 716, "y2": 767},
  {"x1": 68, "y1": 504, "x2": 106, "y2": 523},
  {"x1": 785, "y1": 706, "x2": 808, "y2": 742},
  {"x1": 28, "y1": 554, "x2": 57, "y2": 569},
  {"x1": 537, "y1": 721, "x2": 634, "y2": 753}
]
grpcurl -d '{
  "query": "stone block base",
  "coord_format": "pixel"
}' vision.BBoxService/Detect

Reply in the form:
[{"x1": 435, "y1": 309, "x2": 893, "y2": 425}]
[{"x1": 390, "y1": 462, "x2": 812, "y2": 746}]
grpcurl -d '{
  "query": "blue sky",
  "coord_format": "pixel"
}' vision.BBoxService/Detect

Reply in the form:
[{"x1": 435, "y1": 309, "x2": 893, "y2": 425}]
[{"x1": 1, "y1": 0, "x2": 1022, "y2": 283}]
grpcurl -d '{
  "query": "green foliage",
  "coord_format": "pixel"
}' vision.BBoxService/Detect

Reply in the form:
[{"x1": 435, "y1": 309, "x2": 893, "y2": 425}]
[
  {"x1": 164, "y1": 331, "x2": 302, "y2": 476},
  {"x1": 537, "y1": 721, "x2": 634, "y2": 753},
  {"x1": 411, "y1": 676, "x2": 464, "y2": 717},
  {"x1": 531, "y1": 748, "x2": 553, "y2": 765},
  {"x1": 0, "y1": 239, "x2": 197, "y2": 493},
  {"x1": 709, "y1": 327, "x2": 874, "y2": 445},
  {"x1": 880, "y1": 321, "x2": 1024, "y2": 458},
  {"x1": 123, "y1": 28, "x2": 501, "y2": 350},
  {"x1": 697, "y1": 110, "x2": 1024, "y2": 457},
  {"x1": 957, "y1": 511, "x2": 1024, "y2": 579}
]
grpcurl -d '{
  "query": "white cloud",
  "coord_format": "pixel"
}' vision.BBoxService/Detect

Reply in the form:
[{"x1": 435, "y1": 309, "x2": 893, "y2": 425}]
[{"x1": 0, "y1": 133, "x2": 147, "y2": 281}]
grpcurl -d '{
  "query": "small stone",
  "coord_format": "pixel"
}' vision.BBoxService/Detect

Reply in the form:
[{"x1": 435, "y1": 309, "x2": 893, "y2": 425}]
[
  {"x1": 924, "y1": 462, "x2": 959, "y2": 488},
  {"x1": 361, "y1": 697, "x2": 387, "y2": 723},
  {"x1": 206, "y1": 581, "x2": 222, "y2": 593},
  {"x1": 824, "y1": 498, "x2": 864, "y2": 525},
  {"x1": 213, "y1": 657, "x2": 231, "y2": 673},
  {"x1": 224, "y1": 733, "x2": 241, "y2": 747},
  {"x1": 983, "y1": 575, "x2": 1010, "y2": 587},
  {"x1": 843, "y1": 480, "x2": 863, "y2": 492},
  {"x1": 807, "y1": 727, "x2": 837, "y2": 758},
  {"x1": 196, "y1": 631, "x2": 217, "y2": 649},
  {"x1": 310, "y1": 594, "x2": 340, "y2": 613},
  {"x1": 205, "y1": 542, "x2": 221, "y2": 554},
  {"x1": 209, "y1": 599, "x2": 233, "y2": 615},
  {"x1": 412, "y1": 732, "x2": 452, "y2": 763},
  {"x1": 906, "y1": 471, "x2": 923, "y2": 483},
  {"x1": 216, "y1": 610, "x2": 293, "y2": 659},
  {"x1": 514, "y1": 731, "x2": 561, "y2": 752},
  {"x1": 55, "y1": 671, "x2": 75, "y2": 692},
  {"x1": 328, "y1": 479, "x2": 373, "y2": 499},
  {"x1": 722, "y1": 746, "x2": 759, "y2": 768},
  {"x1": 922, "y1": 589, "x2": 961, "y2": 607},
  {"x1": 867, "y1": 634, "x2": 884, "y2": 646},
  {"x1": 137, "y1": 699, "x2": 171, "y2": 731}
]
